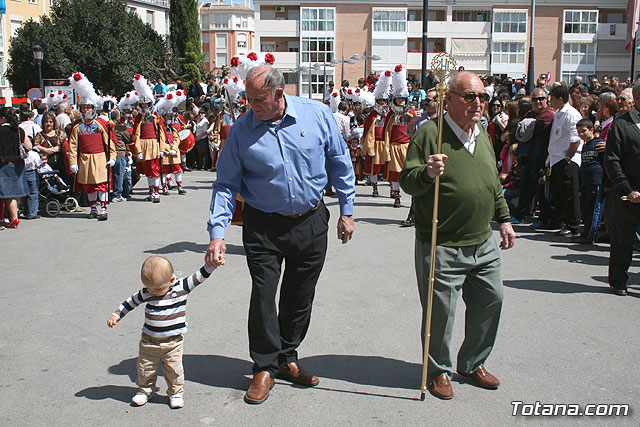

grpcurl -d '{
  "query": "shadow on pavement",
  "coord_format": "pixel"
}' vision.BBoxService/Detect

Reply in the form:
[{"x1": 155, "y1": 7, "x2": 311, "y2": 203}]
[
  {"x1": 74, "y1": 384, "x2": 138, "y2": 403},
  {"x1": 144, "y1": 241, "x2": 245, "y2": 256},
  {"x1": 504, "y1": 279, "x2": 610, "y2": 294},
  {"x1": 354, "y1": 217, "x2": 406, "y2": 226},
  {"x1": 108, "y1": 355, "x2": 252, "y2": 392},
  {"x1": 550, "y1": 253, "x2": 640, "y2": 268},
  {"x1": 299, "y1": 354, "x2": 421, "y2": 390}
]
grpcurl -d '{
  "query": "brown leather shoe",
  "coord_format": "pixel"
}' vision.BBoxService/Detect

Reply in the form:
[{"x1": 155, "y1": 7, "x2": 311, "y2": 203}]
[
  {"x1": 244, "y1": 371, "x2": 274, "y2": 404},
  {"x1": 277, "y1": 361, "x2": 319, "y2": 386},
  {"x1": 429, "y1": 374, "x2": 453, "y2": 400},
  {"x1": 458, "y1": 365, "x2": 500, "y2": 389}
]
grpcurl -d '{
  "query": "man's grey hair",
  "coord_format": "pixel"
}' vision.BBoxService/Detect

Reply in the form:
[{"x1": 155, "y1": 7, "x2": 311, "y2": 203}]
[
  {"x1": 57, "y1": 101, "x2": 69, "y2": 114},
  {"x1": 621, "y1": 87, "x2": 633, "y2": 98},
  {"x1": 600, "y1": 91, "x2": 617, "y2": 103},
  {"x1": 246, "y1": 66, "x2": 285, "y2": 93}
]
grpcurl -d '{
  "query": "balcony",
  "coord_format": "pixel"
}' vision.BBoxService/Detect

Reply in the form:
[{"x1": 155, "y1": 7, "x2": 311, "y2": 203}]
[
  {"x1": 130, "y1": 0, "x2": 169, "y2": 9},
  {"x1": 407, "y1": 20, "x2": 490, "y2": 39},
  {"x1": 256, "y1": 19, "x2": 299, "y2": 37},
  {"x1": 597, "y1": 23, "x2": 625, "y2": 41},
  {"x1": 272, "y1": 52, "x2": 299, "y2": 70}
]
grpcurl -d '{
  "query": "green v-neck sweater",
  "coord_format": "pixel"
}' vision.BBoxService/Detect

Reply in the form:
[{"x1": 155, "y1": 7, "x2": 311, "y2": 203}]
[{"x1": 399, "y1": 118, "x2": 510, "y2": 246}]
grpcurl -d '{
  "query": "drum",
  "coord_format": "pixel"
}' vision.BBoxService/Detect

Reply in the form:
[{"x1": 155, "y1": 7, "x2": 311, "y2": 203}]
[{"x1": 178, "y1": 130, "x2": 196, "y2": 154}]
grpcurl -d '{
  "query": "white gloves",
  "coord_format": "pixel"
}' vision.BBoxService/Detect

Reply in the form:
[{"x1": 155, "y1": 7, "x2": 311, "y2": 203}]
[
  {"x1": 368, "y1": 152, "x2": 376, "y2": 156},
  {"x1": 70, "y1": 164, "x2": 79, "y2": 173},
  {"x1": 106, "y1": 159, "x2": 115, "y2": 167},
  {"x1": 213, "y1": 144, "x2": 220, "y2": 151},
  {"x1": 137, "y1": 152, "x2": 144, "y2": 160},
  {"x1": 159, "y1": 151, "x2": 164, "y2": 158},
  {"x1": 169, "y1": 150, "x2": 177, "y2": 156}
]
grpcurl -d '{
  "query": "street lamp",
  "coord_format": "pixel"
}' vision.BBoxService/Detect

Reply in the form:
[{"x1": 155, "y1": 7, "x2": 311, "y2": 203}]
[
  {"x1": 351, "y1": 50, "x2": 382, "y2": 79},
  {"x1": 314, "y1": 62, "x2": 336, "y2": 98},
  {"x1": 330, "y1": 56, "x2": 356, "y2": 83},
  {"x1": 32, "y1": 44, "x2": 43, "y2": 95}
]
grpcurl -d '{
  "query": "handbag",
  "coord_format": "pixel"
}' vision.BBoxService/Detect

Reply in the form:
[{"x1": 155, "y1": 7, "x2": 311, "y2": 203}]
[{"x1": 18, "y1": 129, "x2": 28, "y2": 159}]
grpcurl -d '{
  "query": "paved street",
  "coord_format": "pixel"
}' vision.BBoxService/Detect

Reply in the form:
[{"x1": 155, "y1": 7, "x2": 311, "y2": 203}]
[{"x1": 1, "y1": 170, "x2": 638, "y2": 426}]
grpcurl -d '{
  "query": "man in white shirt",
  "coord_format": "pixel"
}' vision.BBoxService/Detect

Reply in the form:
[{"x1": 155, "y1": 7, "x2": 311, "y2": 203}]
[
  {"x1": 56, "y1": 101, "x2": 73, "y2": 132},
  {"x1": 333, "y1": 101, "x2": 351, "y2": 142},
  {"x1": 547, "y1": 85, "x2": 583, "y2": 236}
]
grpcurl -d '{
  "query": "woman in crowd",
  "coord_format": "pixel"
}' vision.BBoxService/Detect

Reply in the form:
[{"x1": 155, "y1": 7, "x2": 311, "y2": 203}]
[
  {"x1": 33, "y1": 112, "x2": 67, "y2": 174},
  {"x1": 0, "y1": 107, "x2": 32, "y2": 228},
  {"x1": 486, "y1": 97, "x2": 508, "y2": 168},
  {"x1": 407, "y1": 81, "x2": 426, "y2": 104}
]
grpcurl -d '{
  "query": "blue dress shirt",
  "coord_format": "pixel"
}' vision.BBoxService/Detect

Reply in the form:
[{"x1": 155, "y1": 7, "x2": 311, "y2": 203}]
[{"x1": 208, "y1": 94, "x2": 356, "y2": 239}]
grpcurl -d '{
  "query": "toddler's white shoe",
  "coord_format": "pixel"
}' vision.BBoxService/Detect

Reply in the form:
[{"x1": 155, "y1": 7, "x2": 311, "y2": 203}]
[
  {"x1": 169, "y1": 394, "x2": 184, "y2": 409},
  {"x1": 131, "y1": 391, "x2": 152, "y2": 406}
]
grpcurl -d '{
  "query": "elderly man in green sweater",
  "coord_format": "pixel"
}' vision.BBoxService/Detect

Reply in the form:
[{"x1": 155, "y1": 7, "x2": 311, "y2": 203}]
[{"x1": 400, "y1": 71, "x2": 516, "y2": 400}]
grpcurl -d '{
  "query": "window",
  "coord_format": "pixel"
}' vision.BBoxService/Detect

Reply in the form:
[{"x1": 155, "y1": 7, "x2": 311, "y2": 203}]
[
  {"x1": 288, "y1": 10, "x2": 300, "y2": 21},
  {"x1": 454, "y1": 11, "x2": 472, "y2": 22},
  {"x1": 237, "y1": 33, "x2": 247, "y2": 49},
  {"x1": 562, "y1": 43, "x2": 596, "y2": 66},
  {"x1": 561, "y1": 71, "x2": 591, "y2": 85},
  {"x1": 283, "y1": 72, "x2": 297, "y2": 85},
  {"x1": 202, "y1": 33, "x2": 210, "y2": 43},
  {"x1": 10, "y1": 19, "x2": 22, "y2": 38},
  {"x1": 476, "y1": 12, "x2": 490, "y2": 22},
  {"x1": 301, "y1": 8, "x2": 335, "y2": 32},
  {"x1": 492, "y1": 42, "x2": 525, "y2": 64},
  {"x1": 241, "y1": 16, "x2": 248, "y2": 29},
  {"x1": 493, "y1": 11, "x2": 527, "y2": 33},
  {"x1": 564, "y1": 10, "x2": 598, "y2": 34},
  {"x1": 216, "y1": 53, "x2": 227, "y2": 68},
  {"x1": 288, "y1": 41, "x2": 299, "y2": 52},
  {"x1": 301, "y1": 37, "x2": 334, "y2": 64},
  {"x1": 606, "y1": 13, "x2": 623, "y2": 24},
  {"x1": 201, "y1": 14, "x2": 209, "y2": 30},
  {"x1": 301, "y1": 71, "x2": 331, "y2": 98},
  {"x1": 147, "y1": 11, "x2": 155, "y2": 28},
  {"x1": 373, "y1": 10, "x2": 407, "y2": 32},
  {"x1": 261, "y1": 41, "x2": 276, "y2": 52},
  {"x1": 213, "y1": 14, "x2": 230, "y2": 29}
]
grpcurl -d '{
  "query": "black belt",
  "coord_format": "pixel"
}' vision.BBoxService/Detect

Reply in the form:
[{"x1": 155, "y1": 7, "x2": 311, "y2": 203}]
[{"x1": 285, "y1": 201, "x2": 321, "y2": 218}]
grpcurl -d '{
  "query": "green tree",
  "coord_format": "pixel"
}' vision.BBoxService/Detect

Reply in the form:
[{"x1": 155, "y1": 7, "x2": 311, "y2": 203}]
[
  {"x1": 7, "y1": 0, "x2": 177, "y2": 96},
  {"x1": 170, "y1": 0, "x2": 203, "y2": 78}
]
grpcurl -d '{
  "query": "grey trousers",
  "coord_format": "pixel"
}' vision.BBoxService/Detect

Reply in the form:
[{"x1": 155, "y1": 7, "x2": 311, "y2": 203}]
[{"x1": 415, "y1": 236, "x2": 503, "y2": 384}]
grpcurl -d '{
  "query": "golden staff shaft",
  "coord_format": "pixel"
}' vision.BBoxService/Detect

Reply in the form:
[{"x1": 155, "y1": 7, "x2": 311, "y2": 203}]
[{"x1": 420, "y1": 86, "x2": 447, "y2": 401}]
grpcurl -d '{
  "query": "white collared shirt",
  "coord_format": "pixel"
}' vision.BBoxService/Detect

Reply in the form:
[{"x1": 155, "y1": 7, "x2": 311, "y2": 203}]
[
  {"x1": 547, "y1": 102, "x2": 583, "y2": 167},
  {"x1": 444, "y1": 112, "x2": 480, "y2": 154}
]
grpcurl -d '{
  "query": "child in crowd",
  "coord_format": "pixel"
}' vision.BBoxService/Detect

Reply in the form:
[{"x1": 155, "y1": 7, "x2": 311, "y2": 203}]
[
  {"x1": 501, "y1": 143, "x2": 521, "y2": 222},
  {"x1": 575, "y1": 118, "x2": 604, "y2": 244},
  {"x1": 107, "y1": 256, "x2": 218, "y2": 409},
  {"x1": 37, "y1": 153, "x2": 68, "y2": 194}
]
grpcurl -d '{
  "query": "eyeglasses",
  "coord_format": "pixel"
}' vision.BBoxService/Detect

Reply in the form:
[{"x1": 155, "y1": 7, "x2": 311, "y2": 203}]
[
  {"x1": 619, "y1": 97, "x2": 630, "y2": 102},
  {"x1": 450, "y1": 91, "x2": 490, "y2": 103},
  {"x1": 532, "y1": 96, "x2": 547, "y2": 102}
]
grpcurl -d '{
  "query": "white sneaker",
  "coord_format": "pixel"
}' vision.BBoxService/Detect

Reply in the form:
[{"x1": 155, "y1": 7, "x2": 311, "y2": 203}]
[
  {"x1": 131, "y1": 391, "x2": 152, "y2": 406},
  {"x1": 169, "y1": 394, "x2": 184, "y2": 409}
]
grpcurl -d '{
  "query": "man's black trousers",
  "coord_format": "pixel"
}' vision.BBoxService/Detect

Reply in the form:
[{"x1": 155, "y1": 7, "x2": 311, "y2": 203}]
[
  {"x1": 242, "y1": 201, "x2": 329, "y2": 376},
  {"x1": 550, "y1": 160, "x2": 580, "y2": 231}
]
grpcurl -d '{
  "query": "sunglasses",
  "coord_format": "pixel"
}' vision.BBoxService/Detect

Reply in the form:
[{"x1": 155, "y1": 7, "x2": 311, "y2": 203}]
[
  {"x1": 451, "y1": 91, "x2": 490, "y2": 103},
  {"x1": 532, "y1": 96, "x2": 547, "y2": 102},
  {"x1": 491, "y1": 104, "x2": 502, "y2": 108}
]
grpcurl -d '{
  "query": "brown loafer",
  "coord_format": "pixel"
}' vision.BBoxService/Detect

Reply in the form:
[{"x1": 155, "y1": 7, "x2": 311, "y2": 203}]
[
  {"x1": 277, "y1": 361, "x2": 319, "y2": 386},
  {"x1": 458, "y1": 365, "x2": 500, "y2": 389},
  {"x1": 244, "y1": 371, "x2": 274, "y2": 404},
  {"x1": 429, "y1": 374, "x2": 453, "y2": 400}
]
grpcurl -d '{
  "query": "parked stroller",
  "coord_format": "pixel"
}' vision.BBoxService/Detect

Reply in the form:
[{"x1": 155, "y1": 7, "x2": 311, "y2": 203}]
[{"x1": 38, "y1": 170, "x2": 78, "y2": 217}]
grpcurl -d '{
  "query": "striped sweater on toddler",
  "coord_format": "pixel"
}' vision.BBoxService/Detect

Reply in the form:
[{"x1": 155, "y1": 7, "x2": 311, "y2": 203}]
[{"x1": 112, "y1": 265, "x2": 214, "y2": 337}]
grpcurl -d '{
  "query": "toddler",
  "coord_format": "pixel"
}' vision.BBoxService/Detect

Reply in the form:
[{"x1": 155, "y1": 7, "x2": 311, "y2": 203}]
[{"x1": 107, "y1": 256, "x2": 216, "y2": 408}]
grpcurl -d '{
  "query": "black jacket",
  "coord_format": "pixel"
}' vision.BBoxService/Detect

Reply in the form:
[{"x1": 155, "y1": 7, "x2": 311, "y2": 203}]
[{"x1": 604, "y1": 110, "x2": 640, "y2": 196}]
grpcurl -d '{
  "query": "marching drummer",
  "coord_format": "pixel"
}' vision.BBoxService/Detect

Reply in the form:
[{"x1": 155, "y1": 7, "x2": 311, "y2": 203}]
[{"x1": 157, "y1": 91, "x2": 187, "y2": 195}]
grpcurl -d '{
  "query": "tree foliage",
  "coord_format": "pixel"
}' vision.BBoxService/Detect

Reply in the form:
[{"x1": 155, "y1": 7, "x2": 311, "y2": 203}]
[
  {"x1": 7, "y1": 0, "x2": 177, "y2": 96},
  {"x1": 170, "y1": 0, "x2": 203, "y2": 78}
]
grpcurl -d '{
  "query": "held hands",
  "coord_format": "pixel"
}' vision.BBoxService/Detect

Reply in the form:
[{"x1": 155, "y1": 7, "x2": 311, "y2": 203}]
[
  {"x1": 628, "y1": 191, "x2": 640, "y2": 203},
  {"x1": 70, "y1": 164, "x2": 79, "y2": 174},
  {"x1": 337, "y1": 215, "x2": 355, "y2": 244},
  {"x1": 137, "y1": 152, "x2": 144, "y2": 160},
  {"x1": 499, "y1": 222, "x2": 516, "y2": 250},
  {"x1": 107, "y1": 314, "x2": 119, "y2": 328},
  {"x1": 595, "y1": 140, "x2": 606, "y2": 152},
  {"x1": 205, "y1": 238, "x2": 227, "y2": 268},
  {"x1": 106, "y1": 159, "x2": 115, "y2": 167},
  {"x1": 169, "y1": 149, "x2": 177, "y2": 156},
  {"x1": 427, "y1": 154, "x2": 448, "y2": 179}
]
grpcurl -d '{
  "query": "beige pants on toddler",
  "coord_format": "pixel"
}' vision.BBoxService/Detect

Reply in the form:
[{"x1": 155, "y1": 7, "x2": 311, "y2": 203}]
[{"x1": 137, "y1": 333, "x2": 184, "y2": 396}]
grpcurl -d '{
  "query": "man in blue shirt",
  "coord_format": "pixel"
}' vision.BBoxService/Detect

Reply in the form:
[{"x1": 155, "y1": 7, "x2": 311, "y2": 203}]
[
  {"x1": 152, "y1": 77, "x2": 167, "y2": 99},
  {"x1": 205, "y1": 65, "x2": 356, "y2": 404}
]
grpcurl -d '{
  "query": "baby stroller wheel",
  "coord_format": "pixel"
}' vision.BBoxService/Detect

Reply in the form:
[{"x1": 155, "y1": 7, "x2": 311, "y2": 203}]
[
  {"x1": 46, "y1": 200, "x2": 61, "y2": 217},
  {"x1": 64, "y1": 197, "x2": 79, "y2": 212}
]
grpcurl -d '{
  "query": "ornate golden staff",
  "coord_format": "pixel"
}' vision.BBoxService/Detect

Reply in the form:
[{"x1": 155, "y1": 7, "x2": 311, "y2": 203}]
[{"x1": 420, "y1": 53, "x2": 457, "y2": 401}]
